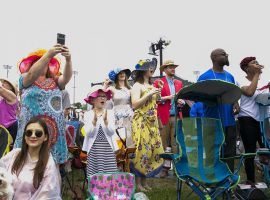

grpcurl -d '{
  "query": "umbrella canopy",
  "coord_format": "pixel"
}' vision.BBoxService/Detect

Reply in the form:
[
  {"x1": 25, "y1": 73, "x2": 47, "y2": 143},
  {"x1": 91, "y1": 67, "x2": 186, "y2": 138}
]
[{"x1": 176, "y1": 80, "x2": 241, "y2": 105}]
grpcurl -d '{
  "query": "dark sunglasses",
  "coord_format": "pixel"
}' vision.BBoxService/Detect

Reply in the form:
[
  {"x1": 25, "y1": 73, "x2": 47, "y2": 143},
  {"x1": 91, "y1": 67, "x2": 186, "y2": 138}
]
[{"x1": 25, "y1": 130, "x2": 44, "y2": 138}]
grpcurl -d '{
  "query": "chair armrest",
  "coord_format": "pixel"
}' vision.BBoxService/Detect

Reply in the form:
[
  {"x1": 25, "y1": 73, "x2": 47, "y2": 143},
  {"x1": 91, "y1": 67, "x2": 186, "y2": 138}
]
[
  {"x1": 159, "y1": 153, "x2": 179, "y2": 161},
  {"x1": 220, "y1": 153, "x2": 256, "y2": 174},
  {"x1": 234, "y1": 153, "x2": 257, "y2": 174},
  {"x1": 256, "y1": 148, "x2": 270, "y2": 156},
  {"x1": 256, "y1": 148, "x2": 270, "y2": 165}
]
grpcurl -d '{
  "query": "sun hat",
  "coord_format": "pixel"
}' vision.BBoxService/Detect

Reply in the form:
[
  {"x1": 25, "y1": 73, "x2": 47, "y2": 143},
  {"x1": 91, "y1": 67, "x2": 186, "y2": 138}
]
[
  {"x1": 160, "y1": 60, "x2": 179, "y2": 72},
  {"x1": 131, "y1": 58, "x2": 157, "y2": 79},
  {"x1": 108, "y1": 68, "x2": 131, "y2": 82},
  {"x1": 84, "y1": 85, "x2": 112, "y2": 104},
  {"x1": 0, "y1": 78, "x2": 18, "y2": 95},
  {"x1": 18, "y1": 49, "x2": 61, "y2": 76}
]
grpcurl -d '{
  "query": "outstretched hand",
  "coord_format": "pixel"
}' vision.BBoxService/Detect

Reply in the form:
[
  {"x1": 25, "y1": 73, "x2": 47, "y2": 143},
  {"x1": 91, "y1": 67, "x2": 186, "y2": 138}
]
[
  {"x1": 61, "y1": 46, "x2": 71, "y2": 61},
  {"x1": 46, "y1": 44, "x2": 63, "y2": 58},
  {"x1": 103, "y1": 79, "x2": 111, "y2": 89}
]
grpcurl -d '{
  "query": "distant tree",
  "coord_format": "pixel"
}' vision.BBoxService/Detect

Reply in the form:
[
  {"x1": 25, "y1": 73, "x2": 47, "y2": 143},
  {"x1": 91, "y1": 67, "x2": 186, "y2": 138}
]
[
  {"x1": 81, "y1": 104, "x2": 88, "y2": 110},
  {"x1": 73, "y1": 102, "x2": 82, "y2": 109}
]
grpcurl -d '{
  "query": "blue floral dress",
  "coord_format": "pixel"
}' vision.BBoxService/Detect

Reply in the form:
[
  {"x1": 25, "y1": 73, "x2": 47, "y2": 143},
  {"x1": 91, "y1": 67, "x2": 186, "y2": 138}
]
[{"x1": 14, "y1": 76, "x2": 67, "y2": 164}]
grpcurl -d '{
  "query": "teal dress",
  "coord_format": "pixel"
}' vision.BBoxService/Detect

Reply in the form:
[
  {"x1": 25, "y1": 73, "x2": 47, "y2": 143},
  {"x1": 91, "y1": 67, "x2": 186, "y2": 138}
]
[{"x1": 14, "y1": 76, "x2": 68, "y2": 164}]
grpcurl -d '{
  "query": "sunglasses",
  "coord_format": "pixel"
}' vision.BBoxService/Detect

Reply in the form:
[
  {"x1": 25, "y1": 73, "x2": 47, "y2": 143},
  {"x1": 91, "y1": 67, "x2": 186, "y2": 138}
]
[{"x1": 25, "y1": 129, "x2": 44, "y2": 138}]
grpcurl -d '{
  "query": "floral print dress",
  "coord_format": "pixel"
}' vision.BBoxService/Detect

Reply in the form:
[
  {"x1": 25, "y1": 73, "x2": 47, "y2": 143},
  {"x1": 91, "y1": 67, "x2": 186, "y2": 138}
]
[
  {"x1": 113, "y1": 87, "x2": 134, "y2": 147},
  {"x1": 130, "y1": 86, "x2": 164, "y2": 177},
  {"x1": 14, "y1": 76, "x2": 67, "y2": 164}
]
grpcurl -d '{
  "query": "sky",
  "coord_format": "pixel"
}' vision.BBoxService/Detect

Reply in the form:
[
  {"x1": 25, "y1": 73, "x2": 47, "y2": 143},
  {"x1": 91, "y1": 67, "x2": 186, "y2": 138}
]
[{"x1": 1, "y1": 0, "x2": 270, "y2": 103}]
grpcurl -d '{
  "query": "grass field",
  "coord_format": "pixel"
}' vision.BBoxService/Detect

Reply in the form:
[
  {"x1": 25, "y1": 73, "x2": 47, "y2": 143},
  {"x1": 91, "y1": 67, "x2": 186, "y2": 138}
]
[{"x1": 62, "y1": 164, "x2": 270, "y2": 200}]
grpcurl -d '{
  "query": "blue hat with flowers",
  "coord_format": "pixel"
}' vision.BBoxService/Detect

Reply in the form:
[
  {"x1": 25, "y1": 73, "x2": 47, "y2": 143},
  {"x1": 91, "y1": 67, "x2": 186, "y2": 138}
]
[
  {"x1": 131, "y1": 58, "x2": 157, "y2": 79},
  {"x1": 108, "y1": 68, "x2": 131, "y2": 82}
]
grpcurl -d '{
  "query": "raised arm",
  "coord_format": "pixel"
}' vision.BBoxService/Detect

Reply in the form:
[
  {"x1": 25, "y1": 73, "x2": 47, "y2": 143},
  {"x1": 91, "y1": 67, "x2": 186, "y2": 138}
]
[
  {"x1": 0, "y1": 81, "x2": 17, "y2": 104},
  {"x1": 22, "y1": 45, "x2": 63, "y2": 88},
  {"x1": 57, "y1": 46, "x2": 73, "y2": 90},
  {"x1": 241, "y1": 68, "x2": 261, "y2": 97}
]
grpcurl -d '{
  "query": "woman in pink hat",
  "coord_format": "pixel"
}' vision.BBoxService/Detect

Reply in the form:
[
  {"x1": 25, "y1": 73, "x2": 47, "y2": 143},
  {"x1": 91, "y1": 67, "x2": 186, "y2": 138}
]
[
  {"x1": 82, "y1": 85, "x2": 118, "y2": 176},
  {"x1": 14, "y1": 45, "x2": 72, "y2": 164},
  {"x1": 0, "y1": 78, "x2": 19, "y2": 142}
]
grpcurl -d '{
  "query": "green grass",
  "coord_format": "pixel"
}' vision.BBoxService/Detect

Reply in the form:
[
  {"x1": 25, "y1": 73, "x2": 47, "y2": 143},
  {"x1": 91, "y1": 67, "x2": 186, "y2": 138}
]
[{"x1": 62, "y1": 164, "x2": 270, "y2": 200}]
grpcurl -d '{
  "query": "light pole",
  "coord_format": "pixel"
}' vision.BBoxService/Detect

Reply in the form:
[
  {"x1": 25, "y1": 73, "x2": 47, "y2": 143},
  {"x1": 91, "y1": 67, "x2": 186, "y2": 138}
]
[
  {"x1": 193, "y1": 70, "x2": 200, "y2": 82},
  {"x1": 148, "y1": 38, "x2": 171, "y2": 77},
  {"x1": 72, "y1": 70, "x2": 78, "y2": 104},
  {"x1": 3, "y1": 65, "x2": 12, "y2": 79}
]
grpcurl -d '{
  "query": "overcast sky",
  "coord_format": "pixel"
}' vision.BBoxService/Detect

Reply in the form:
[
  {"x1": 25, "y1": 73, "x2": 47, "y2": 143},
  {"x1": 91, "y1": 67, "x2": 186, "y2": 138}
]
[{"x1": 1, "y1": 0, "x2": 270, "y2": 103}]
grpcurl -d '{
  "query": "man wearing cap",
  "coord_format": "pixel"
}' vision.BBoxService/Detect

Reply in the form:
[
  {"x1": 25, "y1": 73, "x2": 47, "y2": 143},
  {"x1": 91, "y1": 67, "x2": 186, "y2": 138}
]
[
  {"x1": 0, "y1": 78, "x2": 19, "y2": 142},
  {"x1": 153, "y1": 60, "x2": 184, "y2": 177},
  {"x1": 197, "y1": 48, "x2": 239, "y2": 172}
]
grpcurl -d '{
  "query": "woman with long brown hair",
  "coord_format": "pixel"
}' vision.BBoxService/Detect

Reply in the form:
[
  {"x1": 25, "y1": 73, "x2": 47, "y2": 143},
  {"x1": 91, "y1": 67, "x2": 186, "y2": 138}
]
[
  {"x1": 104, "y1": 68, "x2": 134, "y2": 147},
  {"x1": 0, "y1": 117, "x2": 61, "y2": 200},
  {"x1": 130, "y1": 58, "x2": 164, "y2": 191}
]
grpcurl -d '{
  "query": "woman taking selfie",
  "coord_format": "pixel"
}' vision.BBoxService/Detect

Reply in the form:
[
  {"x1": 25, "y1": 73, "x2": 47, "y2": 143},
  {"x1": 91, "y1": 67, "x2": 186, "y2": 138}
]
[
  {"x1": 0, "y1": 117, "x2": 61, "y2": 199},
  {"x1": 14, "y1": 45, "x2": 72, "y2": 164}
]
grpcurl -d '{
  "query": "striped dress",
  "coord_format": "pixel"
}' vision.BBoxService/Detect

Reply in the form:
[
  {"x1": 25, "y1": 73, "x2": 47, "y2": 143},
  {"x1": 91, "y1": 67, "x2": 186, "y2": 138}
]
[{"x1": 87, "y1": 125, "x2": 118, "y2": 176}]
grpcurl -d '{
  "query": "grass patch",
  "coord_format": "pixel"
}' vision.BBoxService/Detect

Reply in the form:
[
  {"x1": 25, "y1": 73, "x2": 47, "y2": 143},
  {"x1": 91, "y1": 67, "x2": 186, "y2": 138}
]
[{"x1": 62, "y1": 163, "x2": 270, "y2": 200}]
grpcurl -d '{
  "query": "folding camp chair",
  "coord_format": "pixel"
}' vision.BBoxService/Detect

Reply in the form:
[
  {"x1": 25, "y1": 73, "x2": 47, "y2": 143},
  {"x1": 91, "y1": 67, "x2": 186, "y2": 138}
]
[
  {"x1": 160, "y1": 80, "x2": 252, "y2": 200},
  {"x1": 87, "y1": 172, "x2": 135, "y2": 200},
  {"x1": 0, "y1": 125, "x2": 13, "y2": 158},
  {"x1": 61, "y1": 123, "x2": 85, "y2": 199},
  {"x1": 162, "y1": 117, "x2": 243, "y2": 200},
  {"x1": 255, "y1": 93, "x2": 270, "y2": 185},
  {"x1": 115, "y1": 128, "x2": 136, "y2": 172}
]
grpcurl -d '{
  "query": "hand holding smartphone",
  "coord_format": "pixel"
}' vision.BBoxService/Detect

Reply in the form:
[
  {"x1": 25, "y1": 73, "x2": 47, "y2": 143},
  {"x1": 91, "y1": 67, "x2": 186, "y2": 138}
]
[{"x1": 57, "y1": 33, "x2": 65, "y2": 45}]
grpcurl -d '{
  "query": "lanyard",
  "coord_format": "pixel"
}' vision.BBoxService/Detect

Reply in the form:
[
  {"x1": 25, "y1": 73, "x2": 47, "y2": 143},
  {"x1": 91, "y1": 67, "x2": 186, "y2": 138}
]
[{"x1": 212, "y1": 69, "x2": 228, "y2": 82}]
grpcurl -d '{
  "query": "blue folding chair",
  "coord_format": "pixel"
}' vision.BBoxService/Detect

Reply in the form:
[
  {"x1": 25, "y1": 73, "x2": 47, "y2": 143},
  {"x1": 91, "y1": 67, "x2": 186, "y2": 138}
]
[
  {"x1": 166, "y1": 117, "x2": 242, "y2": 199},
  {"x1": 255, "y1": 93, "x2": 270, "y2": 185},
  {"x1": 161, "y1": 80, "x2": 252, "y2": 200}
]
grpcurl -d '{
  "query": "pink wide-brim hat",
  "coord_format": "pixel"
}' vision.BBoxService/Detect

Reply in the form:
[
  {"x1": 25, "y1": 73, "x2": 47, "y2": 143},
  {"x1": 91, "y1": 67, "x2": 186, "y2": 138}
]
[
  {"x1": 84, "y1": 85, "x2": 112, "y2": 104},
  {"x1": 18, "y1": 49, "x2": 61, "y2": 76}
]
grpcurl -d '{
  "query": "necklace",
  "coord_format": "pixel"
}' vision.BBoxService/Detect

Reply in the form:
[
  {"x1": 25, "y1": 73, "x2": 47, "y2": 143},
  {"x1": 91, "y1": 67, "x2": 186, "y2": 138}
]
[{"x1": 211, "y1": 69, "x2": 228, "y2": 82}]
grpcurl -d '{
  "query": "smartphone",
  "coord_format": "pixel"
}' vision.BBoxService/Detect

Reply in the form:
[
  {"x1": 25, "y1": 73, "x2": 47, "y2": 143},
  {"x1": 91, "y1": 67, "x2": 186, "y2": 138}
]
[{"x1": 57, "y1": 33, "x2": 65, "y2": 45}]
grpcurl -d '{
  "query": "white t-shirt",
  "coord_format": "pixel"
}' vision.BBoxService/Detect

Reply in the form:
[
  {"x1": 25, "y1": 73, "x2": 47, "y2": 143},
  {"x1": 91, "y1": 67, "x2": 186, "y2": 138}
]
[
  {"x1": 238, "y1": 87, "x2": 268, "y2": 121},
  {"x1": 239, "y1": 90, "x2": 261, "y2": 121}
]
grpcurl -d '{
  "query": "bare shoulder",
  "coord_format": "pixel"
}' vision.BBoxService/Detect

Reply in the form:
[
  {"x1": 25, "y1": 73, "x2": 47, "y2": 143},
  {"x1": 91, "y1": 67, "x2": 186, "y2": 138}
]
[{"x1": 132, "y1": 82, "x2": 142, "y2": 90}]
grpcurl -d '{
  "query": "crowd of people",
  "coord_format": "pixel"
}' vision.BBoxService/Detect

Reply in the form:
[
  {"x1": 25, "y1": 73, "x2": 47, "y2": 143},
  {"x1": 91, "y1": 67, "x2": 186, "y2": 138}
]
[{"x1": 0, "y1": 45, "x2": 269, "y2": 199}]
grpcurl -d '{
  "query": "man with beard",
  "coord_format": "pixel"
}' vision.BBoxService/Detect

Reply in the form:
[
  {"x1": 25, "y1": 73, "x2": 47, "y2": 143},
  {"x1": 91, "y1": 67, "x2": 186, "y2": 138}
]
[
  {"x1": 198, "y1": 48, "x2": 239, "y2": 172},
  {"x1": 153, "y1": 60, "x2": 184, "y2": 178}
]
